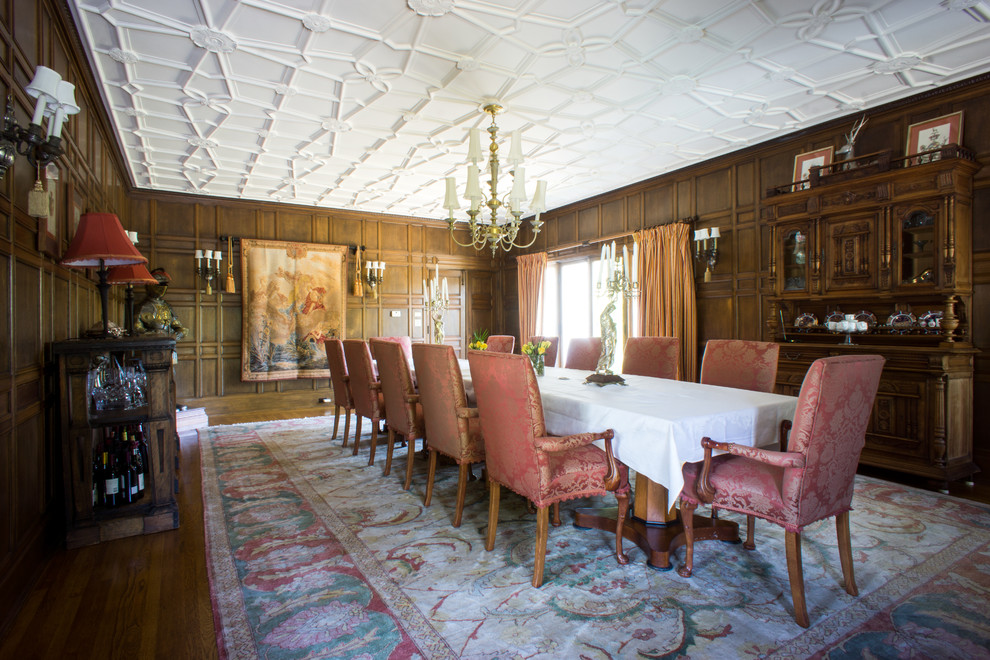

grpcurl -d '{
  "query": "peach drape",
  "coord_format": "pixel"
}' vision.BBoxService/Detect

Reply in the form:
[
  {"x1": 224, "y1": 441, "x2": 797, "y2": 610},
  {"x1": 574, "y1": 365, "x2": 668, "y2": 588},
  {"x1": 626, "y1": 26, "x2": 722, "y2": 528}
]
[
  {"x1": 516, "y1": 252, "x2": 547, "y2": 348},
  {"x1": 635, "y1": 223, "x2": 696, "y2": 381}
]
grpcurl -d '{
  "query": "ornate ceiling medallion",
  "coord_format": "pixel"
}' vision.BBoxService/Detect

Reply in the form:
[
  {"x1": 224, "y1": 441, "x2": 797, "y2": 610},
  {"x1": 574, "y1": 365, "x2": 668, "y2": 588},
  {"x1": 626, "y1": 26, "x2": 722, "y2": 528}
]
[
  {"x1": 302, "y1": 14, "x2": 332, "y2": 32},
  {"x1": 109, "y1": 48, "x2": 139, "y2": 64},
  {"x1": 190, "y1": 28, "x2": 237, "y2": 53},
  {"x1": 408, "y1": 0, "x2": 455, "y2": 17},
  {"x1": 870, "y1": 55, "x2": 922, "y2": 74},
  {"x1": 321, "y1": 118, "x2": 352, "y2": 132}
]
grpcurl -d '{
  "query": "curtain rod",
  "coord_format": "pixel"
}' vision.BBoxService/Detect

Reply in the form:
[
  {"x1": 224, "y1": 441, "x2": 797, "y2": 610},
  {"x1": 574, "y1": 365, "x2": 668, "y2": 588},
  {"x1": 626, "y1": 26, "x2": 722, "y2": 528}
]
[{"x1": 544, "y1": 217, "x2": 697, "y2": 254}]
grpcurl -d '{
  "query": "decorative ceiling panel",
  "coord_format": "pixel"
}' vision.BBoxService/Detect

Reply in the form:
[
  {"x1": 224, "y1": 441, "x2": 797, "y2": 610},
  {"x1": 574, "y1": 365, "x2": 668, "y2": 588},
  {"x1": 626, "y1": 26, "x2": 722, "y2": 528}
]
[{"x1": 68, "y1": 0, "x2": 990, "y2": 219}]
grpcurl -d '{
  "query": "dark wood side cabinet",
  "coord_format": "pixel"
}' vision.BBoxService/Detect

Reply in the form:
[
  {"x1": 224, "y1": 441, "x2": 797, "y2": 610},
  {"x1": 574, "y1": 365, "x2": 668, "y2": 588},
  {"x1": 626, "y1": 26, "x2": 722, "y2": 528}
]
[
  {"x1": 763, "y1": 147, "x2": 980, "y2": 487},
  {"x1": 51, "y1": 336, "x2": 179, "y2": 548}
]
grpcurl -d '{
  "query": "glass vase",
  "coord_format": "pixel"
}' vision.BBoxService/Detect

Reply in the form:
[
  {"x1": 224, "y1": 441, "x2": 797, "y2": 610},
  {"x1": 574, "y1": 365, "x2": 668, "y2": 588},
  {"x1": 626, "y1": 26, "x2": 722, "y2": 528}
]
[{"x1": 532, "y1": 354, "x2": 545, "y2": 377}]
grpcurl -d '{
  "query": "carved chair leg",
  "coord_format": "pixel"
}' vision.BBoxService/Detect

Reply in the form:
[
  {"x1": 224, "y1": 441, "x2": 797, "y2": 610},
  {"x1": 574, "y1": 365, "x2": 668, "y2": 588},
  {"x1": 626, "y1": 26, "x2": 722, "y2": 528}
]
[
  {"x1": 342, "y1": 409, "x2": 351, "y2": 448},
  {"x1": 383, "y1": 428, "x2": 396, "y2": 476},
  {"x1": 485, "y1": 481, "x2": 500, "y2": 552},
  {"x1": 352, "y1": 416, "x2": 363, "y2": 456},
  {"x1": 836, "y1": 511, "x2": 858, "y2": 596},
  {"x1": 744, "y1": 515, "x2": 756, "y2": 550},
  {"x1": 368, "y1": 417, "x2": 379, "y2": 466},
  {"x1": 533, "y1": 506, "x2": 550, "y2": 588},
  {"x1": 332, "y1": 404, "x2": 340, "y2": 440},
  {"x1": 552, "y1": 502, "x2": 561, "y2": 527},
  {"x1": 424, "y1": 449, "x2": 437, "y2": 507},
  {"x1": 785, "y1": 531, "x2": 810, "y2": 628},
  {"x1": 403, "y1": 437, "x2": 416, "y2": 491},
  {"x1": 677, "y1": 500, "x2": 698, "y2": 577},
  {"x1": 453, "y1": 462, "x2": 469, "y2": 528},
  {"x1": 615, "y1": 488, "x2": 630, "y2": 565}
]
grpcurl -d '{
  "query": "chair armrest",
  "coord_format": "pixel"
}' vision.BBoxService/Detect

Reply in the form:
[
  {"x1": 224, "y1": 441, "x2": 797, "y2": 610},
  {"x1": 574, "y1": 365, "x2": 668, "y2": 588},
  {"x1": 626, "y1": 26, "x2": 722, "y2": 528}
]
[
  {"x1": 456, "y1": 407, "x2": 479, "y2": 419},
  {"x1": 404, "y1": 394, "x2": 419, "y2": 404},
  {"x1": 780, "y1": 419, "x2": 792, "y2": 452},
  {"x1": 696, "y1": 437, "x2": 805, "y2": 503},
  {"x1": 369, "y1": 382, "x2": 381, "y2": 392},
  {"x1": 536, "y1": 429, "x2": 613, "y2": 453}
]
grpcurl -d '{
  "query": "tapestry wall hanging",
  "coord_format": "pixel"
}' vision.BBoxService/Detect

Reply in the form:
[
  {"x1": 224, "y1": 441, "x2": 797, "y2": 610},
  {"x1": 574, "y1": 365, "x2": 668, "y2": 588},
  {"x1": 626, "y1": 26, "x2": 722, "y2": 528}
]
[{"x1": 241, "y1": 239, "x2": 346, "y2": 381}]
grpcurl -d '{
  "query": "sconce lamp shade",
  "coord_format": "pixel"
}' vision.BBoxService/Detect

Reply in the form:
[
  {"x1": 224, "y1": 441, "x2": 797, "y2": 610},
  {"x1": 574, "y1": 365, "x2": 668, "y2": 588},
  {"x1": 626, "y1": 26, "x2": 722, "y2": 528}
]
[
  {"x1": 60, "y1": 213, "x2": 147, "y2": 267},
  {"x1": 107, "y1": 263, "x2": 158, "y2": 285}
]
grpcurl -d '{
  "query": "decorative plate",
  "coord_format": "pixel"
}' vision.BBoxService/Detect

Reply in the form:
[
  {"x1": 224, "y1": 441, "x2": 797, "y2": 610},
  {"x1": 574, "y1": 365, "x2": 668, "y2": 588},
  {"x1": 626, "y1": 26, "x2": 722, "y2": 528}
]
[
  {"x1": 824, "y1": 311, "x2": 844, "y2": 325},
  {"x1": 794, "y1": 312, "x2": 818, "y2": 328},
  {"x1": 854, "y1": 310, "x2": 877, "y2": 329},
  {"x1": 887, "y1": 312, "x2": 916, "y2": 330},
  {"x1": 918, "y1": 310, "x2": 942, "y2": 329}
]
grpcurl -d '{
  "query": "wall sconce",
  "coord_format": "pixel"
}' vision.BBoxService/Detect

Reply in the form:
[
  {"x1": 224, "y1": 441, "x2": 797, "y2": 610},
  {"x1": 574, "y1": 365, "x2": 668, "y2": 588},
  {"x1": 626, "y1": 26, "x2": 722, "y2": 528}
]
[
  {"x1": 365, "y1": 260, "x2": 385, "y2": 300},
  {"x1": 694, "y1": 227, "x2": 720, "y2": 282},
  {"x1": 0, "y1": 66, "x2": 80, "y2": 179},
  {"x1": 194, "y1": 248, "x2": 222, "y2": 294}
]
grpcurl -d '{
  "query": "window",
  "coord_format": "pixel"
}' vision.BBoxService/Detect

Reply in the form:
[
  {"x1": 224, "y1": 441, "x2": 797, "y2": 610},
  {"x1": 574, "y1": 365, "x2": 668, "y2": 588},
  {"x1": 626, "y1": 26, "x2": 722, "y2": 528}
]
[{"x1": 543, "y1": 255, "x2": 628, "y2": 372}]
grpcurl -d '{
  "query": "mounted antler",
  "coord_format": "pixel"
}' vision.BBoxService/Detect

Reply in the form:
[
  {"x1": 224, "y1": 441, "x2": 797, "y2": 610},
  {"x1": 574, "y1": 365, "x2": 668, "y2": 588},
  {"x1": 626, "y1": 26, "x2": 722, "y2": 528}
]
[{"x1": 837, "y1": 115, "x2": 868, "y2": 161}]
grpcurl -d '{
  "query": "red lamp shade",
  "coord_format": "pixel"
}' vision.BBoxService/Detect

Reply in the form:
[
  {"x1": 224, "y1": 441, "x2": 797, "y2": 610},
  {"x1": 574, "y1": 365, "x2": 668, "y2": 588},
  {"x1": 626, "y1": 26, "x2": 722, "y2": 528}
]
[
  {"x1": 107, "y1": 263, "x2": 158, "y2": 285},
  {"x1": 60, "y1": 212, "x2": 147, "y2": 267}
]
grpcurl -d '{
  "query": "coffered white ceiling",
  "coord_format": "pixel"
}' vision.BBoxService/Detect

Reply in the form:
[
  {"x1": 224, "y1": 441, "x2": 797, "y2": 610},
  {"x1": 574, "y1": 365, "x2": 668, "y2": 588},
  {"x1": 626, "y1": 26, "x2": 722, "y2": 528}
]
[{"x1": 68, "y1": 0, "x2": 990, "y2": 220}]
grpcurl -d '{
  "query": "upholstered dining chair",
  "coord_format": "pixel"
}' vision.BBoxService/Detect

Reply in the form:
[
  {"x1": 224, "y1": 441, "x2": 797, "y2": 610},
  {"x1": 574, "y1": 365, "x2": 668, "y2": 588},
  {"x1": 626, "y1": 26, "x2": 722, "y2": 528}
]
[
  {"x1": 342, "y1": 339, "x2": 385, "y2": 466},
  {"x1": 486, "y1": 334, "x2": 515, "y2": 353},
  {"x1": 678, "y1": 354, "x2": 885, "y2": 627},
  {"x1": 324, "y1": 338, "x2": 354, "y2": 447},
  {"x1": 468, "y1": 350, "x2": 631, "y2": 588},
  {"x1": 700, "y1": 339, "x2": 780, "y2": 393},
  {"x1": 529, "y1": 336, "x2": 559, "y2": 367},
  {"x1": 370, "y1": 339, "x2": 426, "y2": 487},
  {"x1": 411, "y1": 343, "x2": 485, "y2": 526},
  {"x1": 565, "y1": 337, "x2": 601, "y2": 371},
  {"x1": 372, "y1": 335, "x2": 414, "y2": 368},
  {"x1": 621, "y1": 336, "x2": 680, "y2": 379}
]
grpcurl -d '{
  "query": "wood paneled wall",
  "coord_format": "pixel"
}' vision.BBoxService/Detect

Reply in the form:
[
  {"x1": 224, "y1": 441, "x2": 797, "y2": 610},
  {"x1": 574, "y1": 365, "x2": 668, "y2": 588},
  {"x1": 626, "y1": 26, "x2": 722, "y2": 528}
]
[{"x1": 508, "y1": 74, "x2": 990, "y2": 473}]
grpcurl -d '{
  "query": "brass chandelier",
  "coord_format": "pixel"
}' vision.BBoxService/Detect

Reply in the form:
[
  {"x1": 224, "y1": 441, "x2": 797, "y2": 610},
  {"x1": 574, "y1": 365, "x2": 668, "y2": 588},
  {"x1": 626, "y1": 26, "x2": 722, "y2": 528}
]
[{"x1": 443, "y1": 104, "x2": 547, "y2": 255}]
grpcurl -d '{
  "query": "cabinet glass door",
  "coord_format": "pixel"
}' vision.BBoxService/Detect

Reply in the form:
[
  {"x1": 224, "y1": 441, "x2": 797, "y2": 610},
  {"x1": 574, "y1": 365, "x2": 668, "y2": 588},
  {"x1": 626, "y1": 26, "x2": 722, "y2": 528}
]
[
  {"x1": 781, "y1": 228, "x2": 808, "y2": 292},
  {"x1": 900, "y1": 211, "x2": 935, "y2": 285}
]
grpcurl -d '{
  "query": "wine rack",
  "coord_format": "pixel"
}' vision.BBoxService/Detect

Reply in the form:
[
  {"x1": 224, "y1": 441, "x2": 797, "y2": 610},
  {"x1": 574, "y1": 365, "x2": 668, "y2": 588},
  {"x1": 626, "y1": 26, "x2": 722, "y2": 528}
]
[{"x1": 51, "y1": 336, "x2": 179, "y2": 548}]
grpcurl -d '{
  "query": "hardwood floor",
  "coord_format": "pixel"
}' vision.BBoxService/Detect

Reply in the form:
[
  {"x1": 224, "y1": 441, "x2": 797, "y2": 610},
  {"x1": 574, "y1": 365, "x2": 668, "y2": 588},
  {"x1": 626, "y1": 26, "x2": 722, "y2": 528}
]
[{"x1": 2, "y1": 401, "x2": 986, "y2": 658}]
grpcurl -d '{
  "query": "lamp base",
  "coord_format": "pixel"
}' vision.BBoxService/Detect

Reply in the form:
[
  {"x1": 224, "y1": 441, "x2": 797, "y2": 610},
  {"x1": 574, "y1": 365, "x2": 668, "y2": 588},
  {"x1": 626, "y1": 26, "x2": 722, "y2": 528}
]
[{"x1": 585, "y1": 373, "x2": 626, "y2": 387}]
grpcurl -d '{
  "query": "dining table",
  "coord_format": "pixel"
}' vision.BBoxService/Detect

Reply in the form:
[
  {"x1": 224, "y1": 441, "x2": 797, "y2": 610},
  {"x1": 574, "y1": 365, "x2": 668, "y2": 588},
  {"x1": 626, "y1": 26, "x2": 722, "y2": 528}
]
[{"x1": 459, "y1": 361, "x2": 799, "y2": 570}]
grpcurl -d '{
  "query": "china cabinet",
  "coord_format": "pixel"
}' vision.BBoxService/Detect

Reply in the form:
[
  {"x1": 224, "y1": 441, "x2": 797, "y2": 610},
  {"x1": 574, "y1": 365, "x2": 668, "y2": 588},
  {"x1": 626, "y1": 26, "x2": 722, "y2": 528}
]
[
  {"x1": 762, "y1": 145, "x2": 979, "y2": 487},
  {"x1": 51, "y1": 336, "x2": 179, "y2": 547}
]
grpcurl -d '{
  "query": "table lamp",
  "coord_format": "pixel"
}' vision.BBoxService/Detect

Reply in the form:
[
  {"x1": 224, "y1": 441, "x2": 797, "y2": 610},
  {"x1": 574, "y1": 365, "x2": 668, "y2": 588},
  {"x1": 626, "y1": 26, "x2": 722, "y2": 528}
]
[
  {"x1": 107, "y1": 262, "x2": 158, "y2": 335},
  {"x1": 60, "y1": 212, "x2": 147, "y2": 336}
]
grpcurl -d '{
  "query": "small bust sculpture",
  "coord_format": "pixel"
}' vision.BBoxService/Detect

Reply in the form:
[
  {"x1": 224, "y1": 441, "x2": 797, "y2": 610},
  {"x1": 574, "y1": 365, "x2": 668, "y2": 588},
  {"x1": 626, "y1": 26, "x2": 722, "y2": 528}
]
[{"x1": 135, "y1": 268, "x2": 189, "y2": 340}]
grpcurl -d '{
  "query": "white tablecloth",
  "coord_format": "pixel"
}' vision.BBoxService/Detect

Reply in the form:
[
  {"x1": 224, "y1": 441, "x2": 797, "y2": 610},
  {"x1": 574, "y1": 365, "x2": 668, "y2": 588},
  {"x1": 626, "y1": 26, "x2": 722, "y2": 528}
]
[{"x1": 460, "y1": 362, "x2": 798, "y2": 498}]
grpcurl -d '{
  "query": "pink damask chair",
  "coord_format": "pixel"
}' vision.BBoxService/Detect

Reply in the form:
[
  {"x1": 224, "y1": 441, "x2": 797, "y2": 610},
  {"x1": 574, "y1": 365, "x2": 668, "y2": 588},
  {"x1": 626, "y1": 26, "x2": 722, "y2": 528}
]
[
  {"x1": 678, "y1": 354, "x2": 885, "y2": 627},
  {"x1": 370, "y1": 339, "x2": 425, "y2": 488},
  {"x1": 372, "y1": 336, "x2": 414, "y2": 367},
  {"x1": 342, "y1": 339, "x2": 386, "y2": 466},
  {"x1": 621, "y1": 336, "x2": 680, "y2": 379},
  {"x1": 565, "y1": 337, "x2": 601, "y2": 371},
  {"x1": 700, "y1": 339, "x2": 780, "y2": 393},
  {"x1": 412, "y1": 343, "x2": 485, "y2": 526},
  {"x1": 486, "y1": 335, "x2": 515, "y2": 354},
  {"x1": 529, "y1": 336, "x2": 559, "y2": 368},
  {"x1": 324, "y1": 339, "x2": 354, "y2": 447},
  {"x1": 468, "y1": 350, "x2": 631, "y2": 588}
]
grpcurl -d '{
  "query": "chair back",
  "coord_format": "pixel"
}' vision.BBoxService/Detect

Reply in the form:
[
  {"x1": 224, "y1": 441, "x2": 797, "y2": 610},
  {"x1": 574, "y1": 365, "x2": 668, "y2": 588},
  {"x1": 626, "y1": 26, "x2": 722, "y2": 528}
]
[
  {"x1": 788, "y1": 354, "x2": 885, "y2": 526},
  {"x1": 565, "y1": 337, "x2": 601, "y2": 371},
  {"x1": 372, "y1": 335, "x2": 414, "y2": 366},
  {"x1": 700, "y1": 339, "x2": 780, "y2": 393},
  {"x1": 486, "y1": 335, "x2": 515, "y2": 354},
  {"x1": 342, "y1": 339, "x2": 383, "y2": 419},
  {"x1": 412, "y1": 343, "x2": 484, "y2": 463},
  {"x1": 324, "y1": 338, "x2": 352, "y2": 408},
  {"x1": 622, "y1": 336, "x2": 679, "y2": 379},
  {"x1": 468, "y1": 350, "x2": 544, "y2": 499},
  {"x1": 370, "y1": 339, "x2": 422, "y2": 438},
  {"x1": 530, "y1": 336, "x2": 559, "y2": 367}
]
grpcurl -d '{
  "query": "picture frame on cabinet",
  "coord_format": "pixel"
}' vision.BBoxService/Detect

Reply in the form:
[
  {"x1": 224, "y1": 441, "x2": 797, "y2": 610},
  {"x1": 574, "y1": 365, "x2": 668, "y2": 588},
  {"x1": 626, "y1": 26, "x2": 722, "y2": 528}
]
[
  {"x1": 906, "y1": 111, "x2": 963, "y2": 164},
  {"x1": 792, "y1": 146, "x2": 833, "y2": 191}
]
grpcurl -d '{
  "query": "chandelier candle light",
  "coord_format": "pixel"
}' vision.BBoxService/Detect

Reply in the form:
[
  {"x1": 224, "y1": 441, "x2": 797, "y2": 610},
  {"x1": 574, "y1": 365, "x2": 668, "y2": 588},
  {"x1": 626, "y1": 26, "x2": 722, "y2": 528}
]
[
  {"x1": 444, "y1": 103, "x2": 548, "y2": 255},
  {"x1": 423, "y1": 260, "x2": 449, "y2": 344},
  {"x1": 589, "y1": 240, "x2": 639, "y2": 386},
  {"x1": 694, "y1": 227, "x2": 720, "y2": 282},
  {"x1": 365, "y1": 260, "x2": 385, "y2": 300}
]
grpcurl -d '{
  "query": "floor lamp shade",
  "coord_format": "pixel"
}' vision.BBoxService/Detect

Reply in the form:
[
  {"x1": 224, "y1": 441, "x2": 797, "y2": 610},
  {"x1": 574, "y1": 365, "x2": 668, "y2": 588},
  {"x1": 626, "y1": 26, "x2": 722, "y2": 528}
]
[{"x1": 60, "y1": 212, "x2": 148, "y2": 336}]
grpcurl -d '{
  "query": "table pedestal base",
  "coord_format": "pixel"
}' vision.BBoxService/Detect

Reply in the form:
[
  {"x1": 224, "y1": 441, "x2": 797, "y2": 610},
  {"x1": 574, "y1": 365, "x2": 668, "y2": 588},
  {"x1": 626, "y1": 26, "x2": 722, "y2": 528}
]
[{"x1": 573, "y1": 507, "x2": 740, "y2": 571}]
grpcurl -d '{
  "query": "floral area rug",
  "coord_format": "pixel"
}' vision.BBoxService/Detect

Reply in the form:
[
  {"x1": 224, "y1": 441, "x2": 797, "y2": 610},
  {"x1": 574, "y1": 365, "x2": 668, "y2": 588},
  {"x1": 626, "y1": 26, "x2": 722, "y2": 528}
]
[{"x1": 200, "y1": 416, "x2": 990, "y2": 659}]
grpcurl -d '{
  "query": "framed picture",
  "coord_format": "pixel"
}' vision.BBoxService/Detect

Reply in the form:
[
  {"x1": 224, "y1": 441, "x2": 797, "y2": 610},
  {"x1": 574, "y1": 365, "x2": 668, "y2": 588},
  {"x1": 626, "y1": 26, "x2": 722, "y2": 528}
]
[
  {"x1": 67, "y1": 182, "x2": 85, "y2": 242},
  {"x1": 792, "y1": 146, "x2": 834, "y2": 191},
  {"x1": 35, "y1": 180, "x2": 59, "y2": 257},
  {"x1": 906, "y1": 111, "x2": 963, "y2": 164}
]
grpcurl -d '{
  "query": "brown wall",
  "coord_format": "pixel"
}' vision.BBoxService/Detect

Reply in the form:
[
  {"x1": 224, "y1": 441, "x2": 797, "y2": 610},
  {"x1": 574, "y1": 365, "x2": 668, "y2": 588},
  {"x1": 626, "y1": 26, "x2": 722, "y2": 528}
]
[{"x1": 510, "y1": 74, "x2": 990, "y2": 473}]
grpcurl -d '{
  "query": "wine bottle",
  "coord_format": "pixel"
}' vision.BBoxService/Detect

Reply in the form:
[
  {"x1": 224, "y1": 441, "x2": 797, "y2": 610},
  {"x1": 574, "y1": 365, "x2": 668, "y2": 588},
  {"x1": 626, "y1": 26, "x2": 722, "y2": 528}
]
[
  {"x1": 131, "y1": 425, "x2": 146, "y2": 498},
  {"x1": 135, "y1": 425, "x2": 149, "y2": 497},
  {"x1": 102, "y1": 440, "x2": 119, "y2": 508}
]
